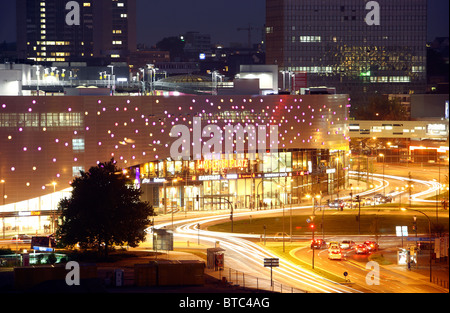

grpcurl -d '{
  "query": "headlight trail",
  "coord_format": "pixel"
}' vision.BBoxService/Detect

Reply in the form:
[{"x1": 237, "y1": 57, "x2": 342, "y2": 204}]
[{"x1": 147, "y1": 172, "x2": 441, "y2": 293}]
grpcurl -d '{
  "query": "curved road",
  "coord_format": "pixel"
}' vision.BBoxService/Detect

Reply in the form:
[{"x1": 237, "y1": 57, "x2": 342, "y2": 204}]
[{"x1": 150, "y1": 170, "x2": 448, "y2": 293}]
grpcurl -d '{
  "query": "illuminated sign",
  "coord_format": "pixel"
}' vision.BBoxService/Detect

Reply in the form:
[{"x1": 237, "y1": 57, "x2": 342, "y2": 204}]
[
  {"x1": 294, "y1": 171, "x2": 310, "y2": 176},
  {"x1": 264, "y1": 172, "x2": 288, "y2": 178},
  {"x1": 198, "y1": 175, "x2": 222, "y2": 181},
  {"x1": 196, "y1": 159, "x2": 249, "y2": 172}
]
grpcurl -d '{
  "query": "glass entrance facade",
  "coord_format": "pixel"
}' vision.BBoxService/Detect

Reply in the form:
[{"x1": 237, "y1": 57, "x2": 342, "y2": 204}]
[{"x1": 131, "y1": 149, "x2": 348, "y2": 212}]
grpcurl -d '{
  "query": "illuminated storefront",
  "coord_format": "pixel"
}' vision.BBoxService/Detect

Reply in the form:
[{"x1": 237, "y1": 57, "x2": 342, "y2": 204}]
[{"x1": 132, "y1": 149, "x2": 348, "y2": 212}]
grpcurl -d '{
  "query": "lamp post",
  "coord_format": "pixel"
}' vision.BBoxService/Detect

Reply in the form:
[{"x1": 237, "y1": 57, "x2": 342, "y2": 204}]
[
  {"x1": 401, "y1": 208, "x2": 433, "y2": 282},
  {"x1": 171, "y1": 178, "x2": 178, "y2": 229},
  {"x1": 107, "y1": 65, "x2": 115, "y2": 95},
  {"x1": 335, "y1": 156, "x2": 340, "y2": 201},
  {"x1": 277, "y1": 182, "x2": 286, "y2": 253},
  {"x1": 433, "y1": 179, "x2": 439, "y2": 224},
  {"x1": 1, "y1": 180, "x2": 5, "y2": 239},
  {"x1": 379, "y1": 153, "x2": 385, "y2": 196},
  {"x1": 1, "y1": 179, "x2": 5, "y2": 206},
  {"x1": 51, "y1": 182, "x2": 56, "y2": 233}
]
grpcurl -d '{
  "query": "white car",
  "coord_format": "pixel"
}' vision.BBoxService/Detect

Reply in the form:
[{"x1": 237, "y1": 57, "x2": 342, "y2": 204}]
[
  {"x1": 11, "y1": 234, "x2": 32, "y2": 243},
  {"x1": 340, "y1": 240, "x2": 355, "y2": 249},
  {"x1": 273, "y1": 232, "x2": 290, "y2": 241},
  {"x1": 328, "y1": 244, "x2": 342, "y2": 260}
]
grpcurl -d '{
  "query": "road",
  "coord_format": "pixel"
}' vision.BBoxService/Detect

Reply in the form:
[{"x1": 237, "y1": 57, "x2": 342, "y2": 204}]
[
  {"x1": 148, "y1": 168, "x2": 448, "y2": 293},
  {"x1": 154, "y1": 212, "x2": 362, "y2": 293},
  {"x1": 293, "y1": 235, "x2": 448, "y2": 293}
]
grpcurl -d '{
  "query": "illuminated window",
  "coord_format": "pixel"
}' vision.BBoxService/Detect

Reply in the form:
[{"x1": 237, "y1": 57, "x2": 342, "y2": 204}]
[{"x1": 72, "y1": 139, "x2": 85, "y2": 152}]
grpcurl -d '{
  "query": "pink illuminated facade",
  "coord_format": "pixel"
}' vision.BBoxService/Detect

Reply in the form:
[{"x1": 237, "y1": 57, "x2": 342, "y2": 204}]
[{"x1": 0, "y1": 95, "x2": 350, "y2": 207}]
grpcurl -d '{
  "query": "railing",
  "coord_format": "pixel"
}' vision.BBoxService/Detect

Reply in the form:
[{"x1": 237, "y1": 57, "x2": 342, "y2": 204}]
[
  {"x1": 206, "y1": 266, "x2": 307, "y2": 293},
  {"x1": 24, "y1": 80, "x2": 137, "y2": 88},
  {"x1": 431, "y1": 275, "x2": 449, "y2": 289}
]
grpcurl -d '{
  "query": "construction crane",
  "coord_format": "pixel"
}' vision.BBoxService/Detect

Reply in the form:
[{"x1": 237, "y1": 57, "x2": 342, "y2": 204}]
[{"x1": 237, "y1": 25, "x2": 258, "y2": 48}]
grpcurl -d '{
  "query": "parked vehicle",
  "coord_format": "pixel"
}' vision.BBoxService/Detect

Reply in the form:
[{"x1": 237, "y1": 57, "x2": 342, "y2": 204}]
[{"x1": 11, "y1": 234, "x2": 32, "y2": 243}]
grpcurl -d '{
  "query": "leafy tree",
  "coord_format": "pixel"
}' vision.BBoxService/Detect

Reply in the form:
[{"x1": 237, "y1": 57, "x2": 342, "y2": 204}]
[{"x1": 56, "y1": 160, "x2": 154, "y2": 259}]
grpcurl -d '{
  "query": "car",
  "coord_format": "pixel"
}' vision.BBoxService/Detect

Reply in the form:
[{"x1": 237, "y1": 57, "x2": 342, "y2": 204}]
[
  {"x1": 364, "y1": 241, "x2": 379, "y2": 251},
  {"x1": 373, "y1": 194, "x2": 392, "y2": 204},
  {"x1": 329, "y1": 200, "x2": 344, "y2": 208},
  {"x1": 340, "y1": 240, "x2": 356, "y2": 249},
  {"x1": 11, "y1": 234, "x2": 32, "y2": 243},
  {"x1": 328, "y1": 244, "x2": 342, "y2": 260},
  {"x1": 311, "y1": 239, "x2": 327, "y2": 249},
  {"x1": 355, "y1": 244, "x2": 369, "y2": 254},
  {"x1": 273, "y1": 232, "x2": 290, "y2": 241}
]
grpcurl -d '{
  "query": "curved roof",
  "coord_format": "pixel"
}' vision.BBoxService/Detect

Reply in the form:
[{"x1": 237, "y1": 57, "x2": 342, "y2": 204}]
[{"x1": 159, "y1": 74, "x2": 212, "y2": 83}]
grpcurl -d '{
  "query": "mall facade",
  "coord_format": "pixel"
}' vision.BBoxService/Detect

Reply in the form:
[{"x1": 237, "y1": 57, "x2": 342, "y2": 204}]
[{"x1": 0, "y1": 94, "x2": 350, "y2": 225}]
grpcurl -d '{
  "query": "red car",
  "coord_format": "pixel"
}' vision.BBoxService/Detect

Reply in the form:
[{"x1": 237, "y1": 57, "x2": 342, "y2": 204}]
[
  {"x1": 311, "y1": 239, "x2": 327, "y2": 249},
  {"x1": 364, "y1": 241, "x2": 379, "y2": 251},
  {"x1": 355, "y1": 244, "x2": 369, "y2": 254}
]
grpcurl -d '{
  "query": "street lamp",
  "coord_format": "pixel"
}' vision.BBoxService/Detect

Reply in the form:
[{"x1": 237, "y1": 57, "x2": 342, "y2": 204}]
[
  {"x1": 277, "y1": 183, "x2": 287, "y2": 252},
  {"x1": 107, "y1": 65, "x2": 115, "y2": 95},
  {"x1": 51, "y1": 182, "x2": 57, "y2": 233},
  {"x1": 335, "y1": 157, "x2": 340, "y2": 200},
  {"x1": 171, "y1": 178, "x2": 179, "y2": 229},
  {"x1": 379, "y1": 153, "x2": 385, "y2": 196},
  {"x1": 0, "y1": 179, "x2": 5, "y2": 206},
  {"x1": 1, "y1": 179, "x2": 5, "y2": 239},
  {"x1": 401, "y1": 208, "x2": 433, "y2": 282}
]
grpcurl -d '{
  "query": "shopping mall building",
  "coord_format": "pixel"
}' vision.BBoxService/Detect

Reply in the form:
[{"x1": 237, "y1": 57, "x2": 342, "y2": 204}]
[{"x1": 0, "y1": 94, "x2": 350, "y2": 230}]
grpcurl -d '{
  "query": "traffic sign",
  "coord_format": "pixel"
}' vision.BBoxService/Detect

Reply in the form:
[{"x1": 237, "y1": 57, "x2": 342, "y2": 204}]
[
  {"x1": 264, "y1": 258, "x2": 280, "y2": 268},
  {"x1": 264, "y1": 258, "x2": 280, "y2": 287}
]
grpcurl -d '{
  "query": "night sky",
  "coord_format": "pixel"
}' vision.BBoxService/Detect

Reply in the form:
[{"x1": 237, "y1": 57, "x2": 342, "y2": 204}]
[{"x1": 0, "y1": 0, "x2": 448, "y2": 46}]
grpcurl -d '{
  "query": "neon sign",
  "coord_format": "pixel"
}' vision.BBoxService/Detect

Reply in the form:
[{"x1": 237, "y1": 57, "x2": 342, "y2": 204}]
[{"x1": 196, "y1": 159, "x2": 249, "y2": 172}]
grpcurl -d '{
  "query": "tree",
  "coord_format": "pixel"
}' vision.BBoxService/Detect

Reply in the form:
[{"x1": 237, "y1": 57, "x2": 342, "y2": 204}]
[
  {"x1": 56, "y1": 160, "x2": 154, "y2": 258},
  {"x1": 156, "y1": 36, "x2": 186, "y2": 62}
]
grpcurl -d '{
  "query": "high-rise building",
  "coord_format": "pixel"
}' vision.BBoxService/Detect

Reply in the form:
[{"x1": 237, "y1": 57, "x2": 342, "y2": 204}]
[
  {"x1": 265, "y1": 0, "x2": 428, "y2": 112},
  {"x1": 16, "y1": 0, "x2": 137, "y2": 64}
]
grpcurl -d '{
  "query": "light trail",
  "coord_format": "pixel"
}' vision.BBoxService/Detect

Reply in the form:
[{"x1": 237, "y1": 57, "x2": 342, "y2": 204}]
[
  {"x1": 146, "y1": 172, "x2": 442, "y2": 293},
  {"x1": 152, "y1": 214, "x2": 361, "y2": 293}
]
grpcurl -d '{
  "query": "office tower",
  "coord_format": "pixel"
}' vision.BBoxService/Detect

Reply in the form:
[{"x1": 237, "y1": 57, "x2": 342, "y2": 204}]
[
  {"x1": 265, "y1": 0, "x2": 428, "y2": 111},
  {"x1": 16, "y1": 0, "x2": 136, "y2": 64}
]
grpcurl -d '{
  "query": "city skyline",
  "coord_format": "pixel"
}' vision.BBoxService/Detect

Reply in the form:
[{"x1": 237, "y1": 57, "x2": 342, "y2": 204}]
[{"x1": 0, "y1": 0, "x2": 448, "y2": 48}]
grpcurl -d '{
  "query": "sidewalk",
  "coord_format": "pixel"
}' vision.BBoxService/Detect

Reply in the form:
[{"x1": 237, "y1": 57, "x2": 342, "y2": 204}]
[{"x1": 379, "y1": 247, "x2": 449, "y2": 291}]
